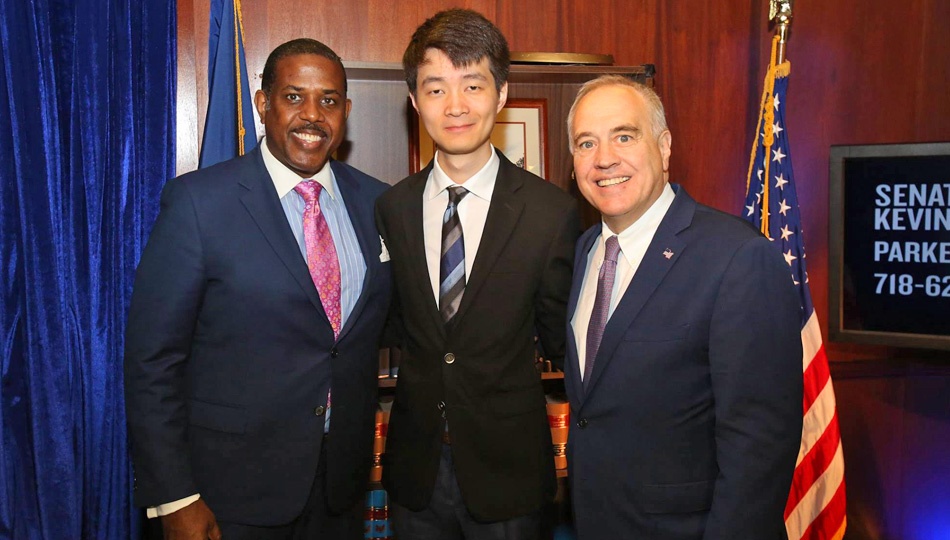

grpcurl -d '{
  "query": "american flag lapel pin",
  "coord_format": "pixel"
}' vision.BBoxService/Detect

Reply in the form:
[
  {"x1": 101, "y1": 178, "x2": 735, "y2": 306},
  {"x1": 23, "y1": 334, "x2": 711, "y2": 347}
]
[{"x1": 663, "y1": 248, "x2": 674, "y2": 259}]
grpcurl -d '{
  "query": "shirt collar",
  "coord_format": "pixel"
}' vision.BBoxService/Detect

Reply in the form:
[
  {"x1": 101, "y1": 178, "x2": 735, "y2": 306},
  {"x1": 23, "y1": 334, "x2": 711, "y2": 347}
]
[
  {"x1": 260, "y1": 136, "x2": 337, "y2": 200},
  {"x1": 600, "y1": 182, "x2": 676, "y2": 265},
  {"x1": 424, "y1": 146, "x2": 499, "y2": 202}
]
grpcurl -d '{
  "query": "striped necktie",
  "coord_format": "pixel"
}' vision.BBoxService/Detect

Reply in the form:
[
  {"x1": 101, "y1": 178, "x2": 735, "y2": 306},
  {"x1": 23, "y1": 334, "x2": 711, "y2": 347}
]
[
  {"x1": 584, "y1": 235, "x2": 620, "y2": 389},
  {"x1": 439, "y1": 186, "x2": 469, "y2": 323}
]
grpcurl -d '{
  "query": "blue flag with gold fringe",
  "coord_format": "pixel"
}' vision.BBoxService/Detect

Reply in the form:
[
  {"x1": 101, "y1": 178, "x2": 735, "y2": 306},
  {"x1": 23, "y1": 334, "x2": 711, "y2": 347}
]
[{"x1": 199, "y1": 0, "x2": 257, "y2": 168}]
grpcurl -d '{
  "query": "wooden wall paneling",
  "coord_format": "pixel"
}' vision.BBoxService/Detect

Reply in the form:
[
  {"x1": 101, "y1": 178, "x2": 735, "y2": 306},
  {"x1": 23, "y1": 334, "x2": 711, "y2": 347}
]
[
  {"x1": 648, "y1": 1, "x2": 765, "y2": 215},
  {"x1": 912, "y1": 0, "x2": 950, "y2": 142},
  {"x1": 831, "y1": 361, "x2": 950, "y2": 539},
  {"x1": 176, "y1": 0, "x2": 199, "y2": 175},
  {"x1": 897, "y1": 374, "x2": 950, "y2": 539},
  {"x1": 492, "y1": 0, "x2": 562, "y2": 55},
  {"x1": 834, "y1": 371, "x2": 907, "y2": 538}
]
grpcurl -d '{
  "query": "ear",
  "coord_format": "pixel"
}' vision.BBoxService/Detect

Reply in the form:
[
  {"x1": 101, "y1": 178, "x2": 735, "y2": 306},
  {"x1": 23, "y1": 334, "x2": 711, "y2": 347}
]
[
  {"x1": 254, "y1": 90, "x2": 268, "y2": 124},
  {"x1": 658, "y1": 130, "x2": 672, "y2": 172},
  {"x1": 344, "y1": 98, "x2": 352, "y2": 120},
  {"x1": 408, "y1": 91, "x2": 419, "y2": 113},
  {"x1": 496, "y1": 82, "x2": 509, "y2": 113}
]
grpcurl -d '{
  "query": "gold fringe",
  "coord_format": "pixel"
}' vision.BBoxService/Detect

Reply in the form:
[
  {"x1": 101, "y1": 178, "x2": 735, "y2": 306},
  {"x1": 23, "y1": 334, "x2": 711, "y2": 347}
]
[
  {"x1": 745, "y1": 35, "x2": 792, "y2": 237},
  {"x1": 830, "y1": 517, "x2": 848, "y2": 540},
  {"x1": 234, "y1": 0, "x2": 248, "y2": 155}
]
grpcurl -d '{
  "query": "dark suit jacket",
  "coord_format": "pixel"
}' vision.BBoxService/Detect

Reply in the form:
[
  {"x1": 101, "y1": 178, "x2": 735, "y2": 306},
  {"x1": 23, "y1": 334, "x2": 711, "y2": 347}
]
[
  {"x1": 124, "y1": 147, "x2": 391, "y2": 525},
  {"x1": 375, "y1": 150, "x2": 579, "y2": 521},
  {"x1": 565, "y1": 185, "x2": 803, "y2": 539}
]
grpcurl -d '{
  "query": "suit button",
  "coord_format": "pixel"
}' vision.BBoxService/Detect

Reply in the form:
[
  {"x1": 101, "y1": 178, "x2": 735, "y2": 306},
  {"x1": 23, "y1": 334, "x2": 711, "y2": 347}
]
[
  {"x1": 314, "y1": 406, "x2": 326, "y2": 416},
  {"x1": 443, "y1": 353, "x2": 455, "y2": 364},
  {"x1": 330, "y1": 348, "x2": 339, "y2": 358},
  {"x1": 577, "y1": 418, "x2": 588, "y2": 429}
]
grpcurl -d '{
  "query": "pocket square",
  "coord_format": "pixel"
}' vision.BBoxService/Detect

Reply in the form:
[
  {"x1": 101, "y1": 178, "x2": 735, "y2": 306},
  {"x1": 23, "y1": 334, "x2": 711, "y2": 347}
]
[{"x1": 379, "y1": 236, "x2": 390, "y2": 262}]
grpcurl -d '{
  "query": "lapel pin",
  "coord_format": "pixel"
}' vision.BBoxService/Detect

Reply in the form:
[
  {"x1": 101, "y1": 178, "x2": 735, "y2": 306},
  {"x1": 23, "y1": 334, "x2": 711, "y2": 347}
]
[{"x1": 663, "y1": 248, "x2": 674, "y2": 259}]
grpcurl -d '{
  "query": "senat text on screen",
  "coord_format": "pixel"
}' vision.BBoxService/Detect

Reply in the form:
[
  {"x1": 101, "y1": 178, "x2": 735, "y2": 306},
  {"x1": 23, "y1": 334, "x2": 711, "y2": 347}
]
[{"x1": 874, "y1": 183, "x2": 950, "y2": 206}]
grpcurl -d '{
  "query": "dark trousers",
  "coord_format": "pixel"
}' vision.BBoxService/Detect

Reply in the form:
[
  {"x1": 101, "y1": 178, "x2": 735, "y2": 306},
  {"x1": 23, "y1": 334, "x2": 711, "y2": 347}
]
[
  {"x1": 171, "y1": 440, "x2": 363, "y2": 540},
  {"x1": 392, "y1": 444, "x2": 540, "y2": 540}
]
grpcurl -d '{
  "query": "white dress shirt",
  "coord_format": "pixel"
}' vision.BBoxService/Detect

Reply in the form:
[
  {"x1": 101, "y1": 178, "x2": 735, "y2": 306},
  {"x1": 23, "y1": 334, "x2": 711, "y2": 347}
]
[
  {"x1": 423, "y1": 148, "x2": 499, "y2": 303},
  {"x1": 571, "y1": 183, "x2": 675, "y2": 380},
  {"x1": 149, "y1": 140, "x2": 365, "y2": 517}
]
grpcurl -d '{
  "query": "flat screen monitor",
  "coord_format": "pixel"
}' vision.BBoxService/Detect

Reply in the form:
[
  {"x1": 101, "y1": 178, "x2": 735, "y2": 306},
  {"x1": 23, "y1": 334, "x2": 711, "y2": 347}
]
[{"x1": 829, "y1": 142, "x2": 950, "y2": 350}]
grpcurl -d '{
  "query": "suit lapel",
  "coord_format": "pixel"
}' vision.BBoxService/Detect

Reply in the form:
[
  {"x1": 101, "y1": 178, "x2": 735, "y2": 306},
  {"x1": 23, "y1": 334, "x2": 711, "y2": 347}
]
[
  {"x1": 568, "y1": 227, "x2": 599, "y2": 324},
  {"x1": 567, "y1": 227, "x2": 599, "y2": 406},
  {"x1": 238, "y1": 148, "x2": 327, "y2": 319},
  {"x1": 454, "y1": 154, "x2": 524, "y2": 325},
  {"x1": 584, "y1": 187, "x2": 695, "y2": 395},
  {"x1": 332, "y1": 161, "x2": 376, "y2": 342},
  {"x1": 401, "y1": 168, "x2": 446, "y2": 336}
]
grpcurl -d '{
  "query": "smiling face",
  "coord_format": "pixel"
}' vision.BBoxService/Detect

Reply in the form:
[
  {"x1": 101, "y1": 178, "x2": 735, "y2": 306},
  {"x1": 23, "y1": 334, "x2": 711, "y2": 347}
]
[
  {"x1": 571, "y1": 84, "x2": 672, "y2": 234},
  {"x1": 410, "y1": 48, "x2": 508, "y2": 176},
  {"x1": 254, "y1": 53, "x2": 351, "y2": 178}
]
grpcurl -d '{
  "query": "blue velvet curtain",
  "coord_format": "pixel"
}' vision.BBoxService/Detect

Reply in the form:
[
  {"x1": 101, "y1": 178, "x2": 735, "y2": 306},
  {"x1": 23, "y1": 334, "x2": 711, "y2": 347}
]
[{"x1": 0, "y1": 0, "x2": 175, "y2": 537}]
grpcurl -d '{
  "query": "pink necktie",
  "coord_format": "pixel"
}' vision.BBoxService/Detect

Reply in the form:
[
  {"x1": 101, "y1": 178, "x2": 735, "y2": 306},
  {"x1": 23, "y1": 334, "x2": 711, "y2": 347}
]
[{"x1": 295, "y1": 180, "x2": 342, "y2": 338}]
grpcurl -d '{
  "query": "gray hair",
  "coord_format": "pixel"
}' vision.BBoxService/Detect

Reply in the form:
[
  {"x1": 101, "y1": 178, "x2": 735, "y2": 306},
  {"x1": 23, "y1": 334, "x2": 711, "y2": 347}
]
[{"x1": 566, "y1": 75, "x2": 668, "y2": 153}]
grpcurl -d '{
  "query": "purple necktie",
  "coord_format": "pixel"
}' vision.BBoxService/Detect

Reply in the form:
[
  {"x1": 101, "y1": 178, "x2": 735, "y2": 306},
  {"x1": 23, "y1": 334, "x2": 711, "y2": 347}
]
[
  {"x1": 584, "y1": 235, "x2": 620, "y2": 389},
  {"x1": 295, "y1": 180, "x2": 342, "y2": 338}
]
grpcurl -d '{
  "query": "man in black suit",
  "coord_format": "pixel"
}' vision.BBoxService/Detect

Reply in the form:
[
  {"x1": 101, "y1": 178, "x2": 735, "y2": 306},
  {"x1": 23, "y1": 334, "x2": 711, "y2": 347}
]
[
  {"x1": 375, "y1": 9, "x2": 579, "y2": 540},
  {"x1": 125, "y1": 39, "x2": 391, "y2": 539},
  {"x1": 564, "y1": 75, "x2": 803, "y2": 539}
]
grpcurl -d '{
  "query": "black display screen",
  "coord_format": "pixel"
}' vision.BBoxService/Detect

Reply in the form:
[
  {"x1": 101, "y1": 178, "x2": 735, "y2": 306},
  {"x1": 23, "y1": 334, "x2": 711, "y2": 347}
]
[{"x1": 830, "y1": 143, "x2": 950, "y2": 349}]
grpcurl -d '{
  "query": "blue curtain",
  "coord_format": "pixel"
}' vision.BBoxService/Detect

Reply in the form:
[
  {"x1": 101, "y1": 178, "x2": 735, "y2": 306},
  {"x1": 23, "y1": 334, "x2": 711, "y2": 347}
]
[{"x1": 0, "y1": 0, "x2": 175, "y2": 537}]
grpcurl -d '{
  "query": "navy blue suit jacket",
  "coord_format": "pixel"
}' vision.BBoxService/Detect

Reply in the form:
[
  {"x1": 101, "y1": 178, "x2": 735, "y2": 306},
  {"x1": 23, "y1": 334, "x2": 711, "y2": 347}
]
[
  {"x1": 124, "y1": 147, "x2": 391, "y2": 525},
  {"x1": 565, "y1": 185, "x2": 803, "y2": 539}
]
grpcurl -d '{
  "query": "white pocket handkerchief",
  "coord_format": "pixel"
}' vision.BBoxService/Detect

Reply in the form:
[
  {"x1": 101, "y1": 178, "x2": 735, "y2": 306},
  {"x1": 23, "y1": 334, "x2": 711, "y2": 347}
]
[{"x1": 379, "y1": 236, "x2": 391, "y2": 262}]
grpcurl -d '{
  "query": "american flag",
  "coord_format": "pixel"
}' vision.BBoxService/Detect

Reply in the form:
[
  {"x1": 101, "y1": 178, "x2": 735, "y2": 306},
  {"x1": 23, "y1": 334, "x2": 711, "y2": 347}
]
[{"x1": 743, "y1": 38, "x2": 847, "y2": 540}]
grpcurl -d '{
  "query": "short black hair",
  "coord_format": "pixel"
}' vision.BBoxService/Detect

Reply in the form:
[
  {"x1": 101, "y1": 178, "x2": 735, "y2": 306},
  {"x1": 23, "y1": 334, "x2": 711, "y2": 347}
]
[
  {"x1": 261, "y1": 38, "x2": 347, "y2": 95},
  {"x1": 402, "y1": 9, "x2": 510, "y2": 94}
]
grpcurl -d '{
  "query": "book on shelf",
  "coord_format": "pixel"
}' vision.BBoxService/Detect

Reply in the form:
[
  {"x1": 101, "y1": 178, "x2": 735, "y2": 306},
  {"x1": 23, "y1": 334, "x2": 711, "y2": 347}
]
[
  {"x1": 364, "y1": 488, "x2": 392, "y2": 539},
  {"x1": 546, "y1": 393, "x2": 569, "y2": 470},
  {"x1": 370, "y1": 397, "x2": 393, "y2": 483},
  {"x1": 378, "y1": 348, "x2": 390, "y2": 379},
  {"x1": 388, "y1": 346, "x2": 401, "y2": 378},
  {"x1": 377, "y1": 346, "x2": 402, "y2": 380}
]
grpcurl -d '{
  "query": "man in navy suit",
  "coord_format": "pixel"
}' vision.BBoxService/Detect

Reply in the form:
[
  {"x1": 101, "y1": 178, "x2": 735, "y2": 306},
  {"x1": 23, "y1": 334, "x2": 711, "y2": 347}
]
[
  {"x1": 564, "y1": 75, "x2": 803, "y2": 539},
  {"x1": 125, "y1": 39, "x2": 390, "y2": 539}
]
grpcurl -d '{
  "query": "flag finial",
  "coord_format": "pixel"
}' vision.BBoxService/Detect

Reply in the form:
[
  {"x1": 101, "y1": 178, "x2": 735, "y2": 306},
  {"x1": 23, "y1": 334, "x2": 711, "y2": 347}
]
[{"x1": 770, "y1": 0, "x2": 793, "y2": 63}]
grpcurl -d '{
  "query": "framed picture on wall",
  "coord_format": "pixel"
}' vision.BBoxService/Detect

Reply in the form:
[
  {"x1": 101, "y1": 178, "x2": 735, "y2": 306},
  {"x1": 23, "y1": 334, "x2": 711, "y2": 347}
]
[{"x1": 408, "y1": 98, "x2": 548, "y2": 179}]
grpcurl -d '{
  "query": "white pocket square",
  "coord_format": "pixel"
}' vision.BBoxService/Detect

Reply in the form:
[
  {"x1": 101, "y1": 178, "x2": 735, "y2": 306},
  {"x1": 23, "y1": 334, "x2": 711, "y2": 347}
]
[{"x1": 379, "y1": 236, "x2": 391, "y2": 262}]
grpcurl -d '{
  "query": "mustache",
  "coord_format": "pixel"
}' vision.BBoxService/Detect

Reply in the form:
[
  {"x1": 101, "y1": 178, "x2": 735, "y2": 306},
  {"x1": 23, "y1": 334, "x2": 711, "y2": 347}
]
[{"x1": 293, "y1": 124, "x2": 329, "y2": 138}]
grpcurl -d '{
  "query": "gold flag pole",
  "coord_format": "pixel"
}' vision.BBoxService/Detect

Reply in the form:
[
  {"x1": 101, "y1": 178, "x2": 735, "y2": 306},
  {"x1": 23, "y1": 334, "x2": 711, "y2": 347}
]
[
  {"x1": 770, "y1": 0, "x2": 793, "y2": 63},
  {"x1": 747, "y1": 0, "x2": 794, "y2": 236}
]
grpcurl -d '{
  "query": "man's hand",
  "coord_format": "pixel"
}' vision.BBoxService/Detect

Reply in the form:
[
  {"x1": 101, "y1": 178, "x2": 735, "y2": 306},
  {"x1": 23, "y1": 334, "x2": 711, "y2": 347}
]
[{"x1": 161, "y1": 499, "x2": 222, "y2": 540}]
